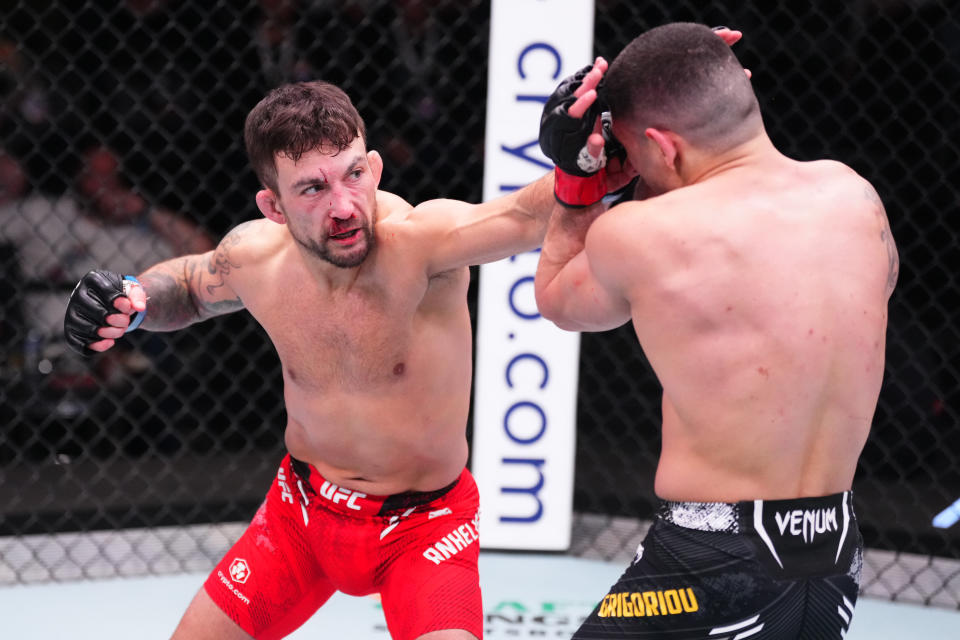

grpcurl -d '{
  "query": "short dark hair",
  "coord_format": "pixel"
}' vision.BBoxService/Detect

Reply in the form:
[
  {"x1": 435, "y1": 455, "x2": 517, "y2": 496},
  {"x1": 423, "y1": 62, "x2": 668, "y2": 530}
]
[
  {"x1": 604, "y1": 22, "x2": 761, "y2": 150},
  {"x1": 244, "y1": 81, "x2": 367, "y2": 192}
]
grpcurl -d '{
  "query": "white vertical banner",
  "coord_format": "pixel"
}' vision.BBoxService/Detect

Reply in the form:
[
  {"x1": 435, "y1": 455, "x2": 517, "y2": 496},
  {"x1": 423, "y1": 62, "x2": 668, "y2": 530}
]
[{"x1": 473, "y1": 0, "x2": 595, "y2": 550}]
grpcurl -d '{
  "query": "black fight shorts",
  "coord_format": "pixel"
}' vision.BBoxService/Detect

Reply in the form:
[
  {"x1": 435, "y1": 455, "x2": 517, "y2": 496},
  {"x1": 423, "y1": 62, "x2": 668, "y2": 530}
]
[{"x1": 574, "y1": 492, "x2": 863, "y2": 639}]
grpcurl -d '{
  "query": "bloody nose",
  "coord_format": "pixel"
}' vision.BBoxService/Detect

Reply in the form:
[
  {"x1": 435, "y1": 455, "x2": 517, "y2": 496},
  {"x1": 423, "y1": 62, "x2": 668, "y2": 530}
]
[{"x1": 327, "y1": 185, "x2": 352, "y2": 219}]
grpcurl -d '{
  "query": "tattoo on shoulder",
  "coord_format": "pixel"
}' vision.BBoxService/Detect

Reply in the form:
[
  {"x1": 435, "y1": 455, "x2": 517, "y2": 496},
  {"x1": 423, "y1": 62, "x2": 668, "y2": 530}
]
[
  {"x1": 204, "y1": 222, "x2": 250, "y2": 297},
  {"x1": 865, "y1": 185, "x2": 899, "y2": 293}
]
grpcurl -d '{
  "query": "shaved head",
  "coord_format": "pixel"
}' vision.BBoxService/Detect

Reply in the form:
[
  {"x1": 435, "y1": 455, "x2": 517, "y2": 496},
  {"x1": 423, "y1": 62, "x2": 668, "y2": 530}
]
[{"x1": 604, "y1": 22, "x2": 762, "y2": 151}]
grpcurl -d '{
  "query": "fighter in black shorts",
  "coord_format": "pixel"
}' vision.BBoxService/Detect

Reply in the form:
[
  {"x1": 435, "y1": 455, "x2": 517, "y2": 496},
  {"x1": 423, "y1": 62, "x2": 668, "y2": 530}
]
[
  {"x1": 574, "y1": 493, "x2": 862, "y2": 639},
  {"x1": 533, "y1": 22, "x2": 893, "y2": 640}
]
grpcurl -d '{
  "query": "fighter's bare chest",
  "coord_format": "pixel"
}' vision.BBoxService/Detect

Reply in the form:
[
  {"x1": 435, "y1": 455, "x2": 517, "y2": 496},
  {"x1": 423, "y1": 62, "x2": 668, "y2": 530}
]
[{"x1": 256, "y1": 284, "x2": 421, "y2": 387}]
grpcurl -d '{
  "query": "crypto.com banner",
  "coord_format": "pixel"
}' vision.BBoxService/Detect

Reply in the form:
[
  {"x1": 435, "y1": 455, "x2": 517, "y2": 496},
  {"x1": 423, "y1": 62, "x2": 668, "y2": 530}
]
[{"x1": 473, "y1": 0, "x2": 594, "y2": 550}]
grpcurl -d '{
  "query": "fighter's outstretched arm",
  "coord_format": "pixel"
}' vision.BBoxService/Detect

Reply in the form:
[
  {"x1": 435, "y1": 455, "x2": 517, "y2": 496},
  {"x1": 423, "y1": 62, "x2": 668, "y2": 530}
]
[
  {"x1": 401, "y1": 171, "x2": 556, "y2": 275},
  {"x1": 403, "y1": 58, "x2": 618, "y2": 275}
]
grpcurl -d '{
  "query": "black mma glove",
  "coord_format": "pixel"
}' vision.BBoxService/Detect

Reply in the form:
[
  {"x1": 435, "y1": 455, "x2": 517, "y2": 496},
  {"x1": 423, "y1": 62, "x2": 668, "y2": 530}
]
[
  {"x1": 539, "y1": 65, "x2": 626, "y2": 207},
  {"x1": 64, "y1": 270, "x2": 145, "y2": 356}
]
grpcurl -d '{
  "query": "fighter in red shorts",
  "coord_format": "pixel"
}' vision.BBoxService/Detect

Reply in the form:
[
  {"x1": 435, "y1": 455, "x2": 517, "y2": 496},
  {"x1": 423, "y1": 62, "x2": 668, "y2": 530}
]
[
  {"x1": 62, "y1": 78, "x2": 563, "y2": 640},
  {"x1": 206, "y1": 456, "x2": 482, "y2": 640}
]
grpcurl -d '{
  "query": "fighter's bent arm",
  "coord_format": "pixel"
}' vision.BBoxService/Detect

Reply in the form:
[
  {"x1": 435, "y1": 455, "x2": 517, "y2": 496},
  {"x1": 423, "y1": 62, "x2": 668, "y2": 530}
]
[
  {"x1": 137, "y1": 222, "x2": 248, "y2": 331},
  {"x1": 535, "y1": 202, "x2": 631, "y2": 332}
]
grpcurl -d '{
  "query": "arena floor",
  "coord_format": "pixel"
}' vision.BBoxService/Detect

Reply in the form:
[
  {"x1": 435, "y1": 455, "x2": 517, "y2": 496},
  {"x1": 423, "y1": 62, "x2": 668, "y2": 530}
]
[{"x1": 1, "y1": 551, "x2": 958, "y2": 639}]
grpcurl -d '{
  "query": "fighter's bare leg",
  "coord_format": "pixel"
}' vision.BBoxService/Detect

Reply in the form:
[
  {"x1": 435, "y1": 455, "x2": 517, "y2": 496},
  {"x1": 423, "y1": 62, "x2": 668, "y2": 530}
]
[
  {"x1": 170, "y1": 587, "x2": 253, "y2": 640},
  {"x1": 168, "y1": 591, "x2": 477, "y2": 640},
  {"x1": 168, "y1": 593, "x2": 477, "y2": 640},
  {"x1": 415, "y1": 630, "x2": 479, "y2": 640}
]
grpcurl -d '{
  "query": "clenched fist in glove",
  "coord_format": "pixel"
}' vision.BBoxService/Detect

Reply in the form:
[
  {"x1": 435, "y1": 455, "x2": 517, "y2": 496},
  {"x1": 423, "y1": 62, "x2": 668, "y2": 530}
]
[
  {"x1": 64, "y1": 270, "x2": 147, "y2": 355},
  {"x1": 539, "y1": 57, "x2": 626, "y2": 207}
]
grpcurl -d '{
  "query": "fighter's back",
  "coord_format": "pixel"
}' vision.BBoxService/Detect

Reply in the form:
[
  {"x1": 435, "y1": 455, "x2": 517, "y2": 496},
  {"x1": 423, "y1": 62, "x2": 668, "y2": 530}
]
[{"x1": 595, "y1": 155, "x2": 897, "y2": 502}]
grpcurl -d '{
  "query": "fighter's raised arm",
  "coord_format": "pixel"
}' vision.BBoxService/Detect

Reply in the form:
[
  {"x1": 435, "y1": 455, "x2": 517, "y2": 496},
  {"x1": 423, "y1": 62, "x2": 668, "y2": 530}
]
[
  {"x1": 535, "y1": 206, "x2": 634, "y2": 332},
  {"x1": 533, "y1": 55, "x2": 633, "y2": 332},
  {"x1": 534, "y1": 27, "x2": 747, "y2": 332}
]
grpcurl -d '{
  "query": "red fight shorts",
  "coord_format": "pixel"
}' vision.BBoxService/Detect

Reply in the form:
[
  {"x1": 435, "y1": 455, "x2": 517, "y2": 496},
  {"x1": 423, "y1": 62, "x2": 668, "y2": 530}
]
[{"x1": 204, "y1": 455, "x2": 482, "y2": 640}]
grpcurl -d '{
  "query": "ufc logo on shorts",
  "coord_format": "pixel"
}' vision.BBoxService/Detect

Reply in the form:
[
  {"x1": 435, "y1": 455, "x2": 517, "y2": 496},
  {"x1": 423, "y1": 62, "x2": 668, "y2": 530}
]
[
  {"x1": 319, "y1": 480, "x2": 367, "y2": 510},
  {"x1": 277, "y1": 467, "x2": 295, "y2": 504}
]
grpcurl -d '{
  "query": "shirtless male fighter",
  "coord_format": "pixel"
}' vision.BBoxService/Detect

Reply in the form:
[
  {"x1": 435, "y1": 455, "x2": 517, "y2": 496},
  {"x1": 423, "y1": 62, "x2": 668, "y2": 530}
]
[
  {"x1": 535, "y1": 22, "x2": 897, "y2": 639},
  {"x1": 63, "y1": 80, "x2": 559, "y2": 640}
]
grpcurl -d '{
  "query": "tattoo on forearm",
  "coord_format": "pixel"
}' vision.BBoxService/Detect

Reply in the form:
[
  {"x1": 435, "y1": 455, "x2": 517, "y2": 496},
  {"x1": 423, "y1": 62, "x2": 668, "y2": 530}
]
[
  {"x1": 865, "y1": 185, "x2": 899, "y2": 293},
  {"x1": 138, "y1": 264, "x2": 203, "y2": 330},
  {"x1": 137, "y1": 223, "x2": 252, "y2": 329}
]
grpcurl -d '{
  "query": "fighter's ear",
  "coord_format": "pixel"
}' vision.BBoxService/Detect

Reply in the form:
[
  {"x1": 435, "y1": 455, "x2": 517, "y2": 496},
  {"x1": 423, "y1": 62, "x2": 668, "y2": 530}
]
[
  {"x1": 367, "y1": 150, "x2": 383, "y2": 187},
  {"x1": 256, "y1": 189, "x2": 286, "y2": 224},
  {"x1": 644, "y1": 128, "x2": 681, "y2": 173}
]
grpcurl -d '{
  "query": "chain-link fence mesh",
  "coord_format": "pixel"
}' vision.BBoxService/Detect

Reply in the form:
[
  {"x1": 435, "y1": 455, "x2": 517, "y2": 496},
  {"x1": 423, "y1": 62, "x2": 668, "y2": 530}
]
[{"x1": 1, "y1": 0, "x2": 958, "y2": 609}]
